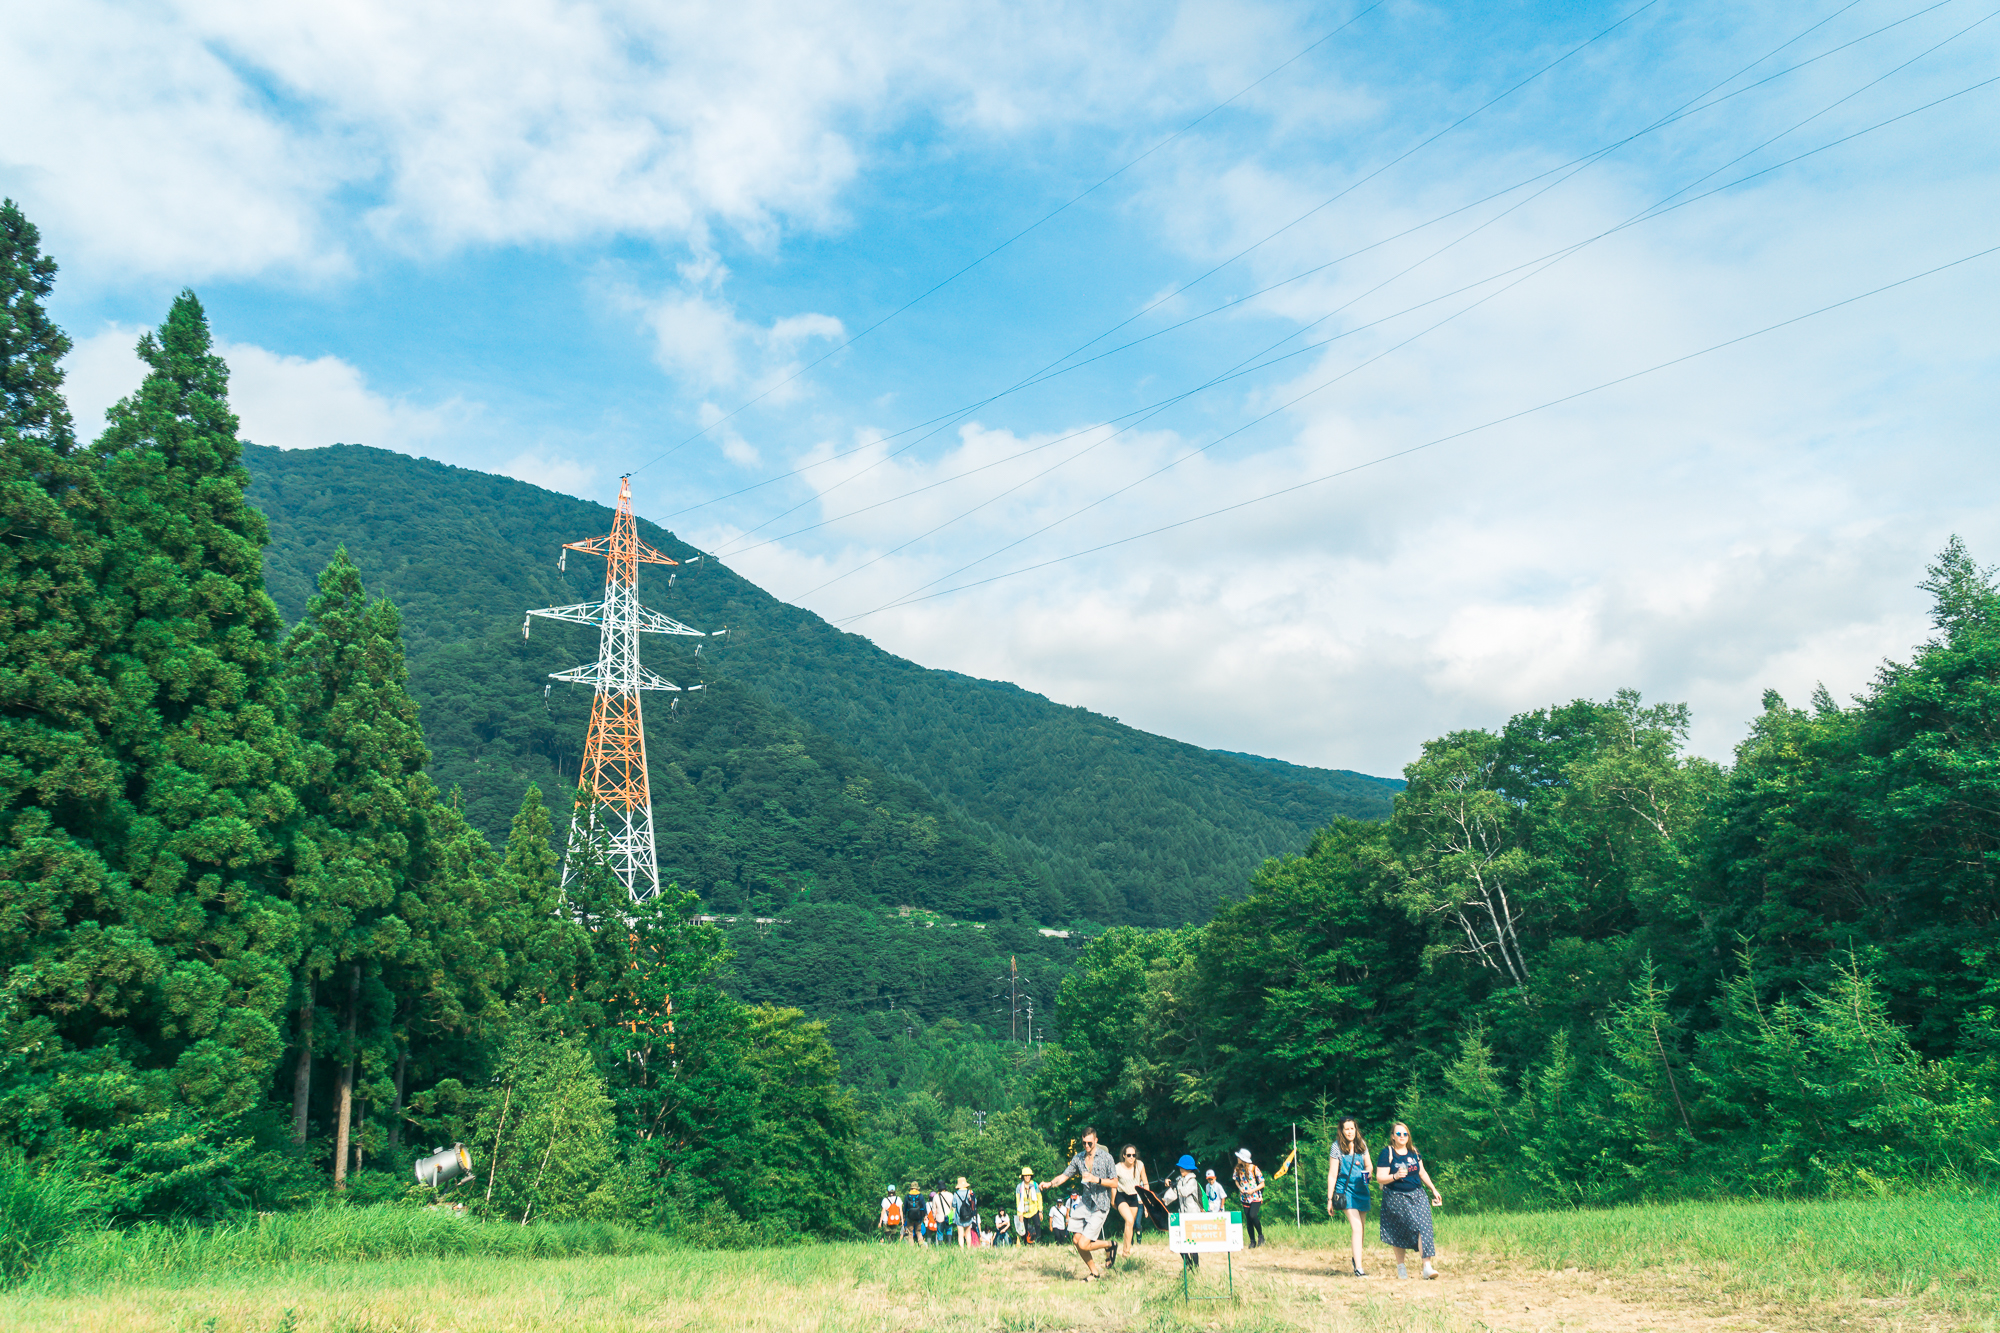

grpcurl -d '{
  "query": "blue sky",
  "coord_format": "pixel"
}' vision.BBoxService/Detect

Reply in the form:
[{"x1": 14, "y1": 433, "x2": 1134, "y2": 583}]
[{"x1": 8, "y1": 0, "x2": 1998, "y2": 776}]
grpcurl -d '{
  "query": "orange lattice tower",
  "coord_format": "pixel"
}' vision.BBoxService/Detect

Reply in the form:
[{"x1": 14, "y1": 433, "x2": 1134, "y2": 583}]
[{"x1": 525, "y1": 476, "x2": 704, "y2": 901}]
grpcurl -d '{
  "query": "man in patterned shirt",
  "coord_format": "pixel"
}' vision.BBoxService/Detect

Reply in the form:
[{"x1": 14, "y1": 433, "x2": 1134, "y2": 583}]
[{"x1": 1041, "y1": 1126, "x2": 1120, "y2": 1280}]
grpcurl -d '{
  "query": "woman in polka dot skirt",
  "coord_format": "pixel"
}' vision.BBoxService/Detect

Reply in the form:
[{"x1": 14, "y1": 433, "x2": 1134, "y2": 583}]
[{"x1": 1374, "y1": 1122, "x2": 1443, "y2": 1279}]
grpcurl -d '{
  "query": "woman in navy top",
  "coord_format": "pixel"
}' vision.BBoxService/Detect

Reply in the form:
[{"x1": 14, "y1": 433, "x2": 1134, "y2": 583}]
[
  {"x1": 1374, "y1": 1122, "x2": 1443, "y2": 1279},
  {"x1": 1324, "y1": 1116, "x2": 1372, "y2": 1277}
]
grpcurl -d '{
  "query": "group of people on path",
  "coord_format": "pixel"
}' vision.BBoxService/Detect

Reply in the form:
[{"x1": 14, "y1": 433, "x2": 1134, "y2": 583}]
[
  {"x1": 880, "y1": 1177, "x2": 1008, "y2": 1247},
  {"x1": 876, "y1": 1117, "x2": 1443, "y2": 1284}
]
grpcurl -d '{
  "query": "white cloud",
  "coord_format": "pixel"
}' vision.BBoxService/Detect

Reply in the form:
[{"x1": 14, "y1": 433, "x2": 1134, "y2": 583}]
[
  {"x1": 638, "y1": 282, "x2": 844, "y2": 414},
  {"x1": 63, "y1": 325, "x2": 473, "y2": 455},
  {"x1": 1, "y1": 0, "x2": 1303, "y2": 282}
]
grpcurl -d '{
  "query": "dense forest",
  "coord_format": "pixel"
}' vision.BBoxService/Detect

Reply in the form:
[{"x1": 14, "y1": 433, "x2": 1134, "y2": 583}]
[
  {"x1": 3, "y1": 200, "x2": 1994, "y2": 1259},
  {"x1": 1038, "y1": 636, "x2": 2000, "y2": 1207}
]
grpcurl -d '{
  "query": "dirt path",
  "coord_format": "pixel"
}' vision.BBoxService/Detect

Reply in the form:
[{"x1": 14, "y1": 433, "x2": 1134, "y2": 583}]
[{"x1": 1244, "y1": 1245, "x2": 1776, "y2": 1332}]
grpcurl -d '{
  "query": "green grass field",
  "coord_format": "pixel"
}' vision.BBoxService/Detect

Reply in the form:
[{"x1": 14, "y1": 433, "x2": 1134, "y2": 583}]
[{"x1": 7, "y1": 1191, "x2": 1993, "y2": 1333}]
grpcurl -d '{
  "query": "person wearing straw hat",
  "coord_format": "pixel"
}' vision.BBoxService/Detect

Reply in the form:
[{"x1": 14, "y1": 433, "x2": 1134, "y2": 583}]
[
  {"x1": 953, "y1": 1176, "x2": 978, "y2": 1247},
  {"x1": 1015, "y1": 1165, "x2": 1043, "y2": 1245},
  {"x1": 1232, "y1": 1148, "x2": 1267, "y2": 1249}
]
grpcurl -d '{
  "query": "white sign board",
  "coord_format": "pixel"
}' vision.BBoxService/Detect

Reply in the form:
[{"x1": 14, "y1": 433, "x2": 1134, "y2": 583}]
[{"x1": 1168, "y1": 1211, "x2": 1244, "y2": 1254}]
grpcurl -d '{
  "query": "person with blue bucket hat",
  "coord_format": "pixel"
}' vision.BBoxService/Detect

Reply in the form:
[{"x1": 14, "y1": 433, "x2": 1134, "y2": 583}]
[{"x1": 1162, "y1": 1153, "x2": 1206, "y2": 1271}]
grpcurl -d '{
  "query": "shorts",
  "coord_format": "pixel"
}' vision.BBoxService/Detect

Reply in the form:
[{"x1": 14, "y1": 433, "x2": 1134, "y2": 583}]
[{"x1": 1073, "y1": 1203, "x2": 1110, "y2": 1241}]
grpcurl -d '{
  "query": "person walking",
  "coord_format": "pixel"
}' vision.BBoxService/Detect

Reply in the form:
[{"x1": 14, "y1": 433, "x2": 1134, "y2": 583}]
[
  {"x1": 1113, "y1": 1145, "x2": 1149, "y2": 1251},
  {"x1": 926, "y1": 1184, "x2": 949, "y2": 1246},
  {"x1": 1232, "y1": 1149, "x2": 1267, "y2": 1249},
  {"x1": 880, "y1": 1185, "x2": 903, "y2": 1242},
  {"x1": 954, "y1": 1177, "x2": 978, "y2": 1247},
  {"x1": 1162, "y1": 1153, "x2": 1205, "y2": 1272},
  {"x1": 1325, "y1": 1117, "x2": 1372, "y2": 1276},
  {"x1": 993, "y1": 1206, "x2": 1011, "y2": 1246},
  {"x1": 1375, "y1": 1122, "x2": 1443, "y2": 1279},
  {"x1": 1042, "y1": 1127, "x2": 1120, "y2": 1280},
  {"x1": 1202, "y1": 1168, "x2": 1227, "y2": 1214},
  {"x1": 1015, "y1": 1166, "x2": 1043, "y2": 1245},
  {"x1": 903, "y1": 1181, "x2": 925, "y2": 1244}
]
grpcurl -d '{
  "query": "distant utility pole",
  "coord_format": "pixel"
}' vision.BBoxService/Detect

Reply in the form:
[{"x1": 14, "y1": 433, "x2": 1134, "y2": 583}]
[
  {"x1": 523, "y1": 476, "x2": 706, "y2": 902},
  {"x1": 1009, "y1": 955, "x2": 1020, "y2": 1043}
]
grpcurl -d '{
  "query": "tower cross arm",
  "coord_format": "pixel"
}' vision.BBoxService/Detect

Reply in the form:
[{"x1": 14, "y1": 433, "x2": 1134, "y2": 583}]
[
  {"x1": 549, "y1": 661, "x2": 687, "y2": 691},
  {"x1": 527, "y1": 601, "x2": 605, "y2": 626},
  {"x1": 563, "y1": 534, "x2": 681, "y2": 567},
  {"x1": 631, "y1": 603, "x2": 705, "y2": 637}
]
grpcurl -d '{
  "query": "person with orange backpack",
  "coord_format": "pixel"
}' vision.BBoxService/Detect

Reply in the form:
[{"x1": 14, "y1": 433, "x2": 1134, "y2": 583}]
[{"x1": 880, "y1": 1185, "x2": 904, "y2": 1242}]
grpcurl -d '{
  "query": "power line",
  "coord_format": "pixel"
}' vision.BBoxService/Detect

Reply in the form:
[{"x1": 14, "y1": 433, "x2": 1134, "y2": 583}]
[
  {"x1": 670, "y1": 0, "x2": 1671, "y2": 542},
  {"x1": 623, "y1": 2, "x2": 1389, "y2": 480},
  {"x1": 795, "y1": 25, "x2": 2000, "y2": 608},
  {"x1": 835, "y1": 241, "x2": 2000, "y2": 624},
  {"x1": 677, "y1": 0, "x2": 1913, "y2": 554}
]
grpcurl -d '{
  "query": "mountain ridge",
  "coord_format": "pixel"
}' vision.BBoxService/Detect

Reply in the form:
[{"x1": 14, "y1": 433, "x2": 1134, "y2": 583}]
[{"x1": 245, "y1": 442, "x2": 1398, "y2": 926}]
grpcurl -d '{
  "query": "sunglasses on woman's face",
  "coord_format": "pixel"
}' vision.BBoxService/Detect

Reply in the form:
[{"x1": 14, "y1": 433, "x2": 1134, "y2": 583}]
[{"x1": 1393, "y1": 1132, "x2": 1409, "y2": 1139}]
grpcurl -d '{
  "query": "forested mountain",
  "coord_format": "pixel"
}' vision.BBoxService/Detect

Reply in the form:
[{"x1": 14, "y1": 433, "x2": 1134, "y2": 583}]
[{"x1": 243, "y1": 442, "x2": 1398, "y2": 927}]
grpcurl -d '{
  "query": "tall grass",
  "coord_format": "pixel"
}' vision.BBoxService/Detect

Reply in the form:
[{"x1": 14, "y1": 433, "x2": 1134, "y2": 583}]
[
  {"x1": 33, "y1": 1206, "x2": 667, "y2": 1291},
  {"x1": 1440, "y1": 1188, "x2": 1996, "y2": 1311},
  {"x1": 0, "y1": 1155, "x2": 98, "y2": 1287}
]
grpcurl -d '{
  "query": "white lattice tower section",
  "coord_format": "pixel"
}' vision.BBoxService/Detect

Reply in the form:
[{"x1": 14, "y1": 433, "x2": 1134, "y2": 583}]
[{"x1": 524, "y1": 476, "x2": 703, "y2": 902}]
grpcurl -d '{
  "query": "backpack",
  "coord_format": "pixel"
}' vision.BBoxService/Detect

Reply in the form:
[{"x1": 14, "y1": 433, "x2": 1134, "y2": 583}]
[
  {"x1": 885, "y1": 1197, "x2": 903, "y2": 1227},
  {"x1": 957, "y1": 1190, "x2": 977, "y2": 1224}
]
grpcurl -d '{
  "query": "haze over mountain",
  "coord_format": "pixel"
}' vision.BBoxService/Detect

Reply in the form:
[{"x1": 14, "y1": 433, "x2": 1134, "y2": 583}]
[{"x1": 246, "y1": 444, "x2": 1398, "y2": 928}]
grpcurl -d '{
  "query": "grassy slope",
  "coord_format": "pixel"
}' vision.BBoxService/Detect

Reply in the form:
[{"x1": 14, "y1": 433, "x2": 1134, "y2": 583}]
[
  {"x1": 245, "y1": 444, "x2": 1395, "y2": 925},
  {"x1": 15, "y1": 1193, "x2": 1993, "y2": 1332}
]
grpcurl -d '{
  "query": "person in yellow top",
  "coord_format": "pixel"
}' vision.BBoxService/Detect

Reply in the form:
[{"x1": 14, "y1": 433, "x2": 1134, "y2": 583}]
[
  {"x1": 1015, "y1": 1165, "x2": 1043, "y2": 1245},
  {"x1": 1232, "y1": 1148, "x2": 1267, "y2": 1249}
]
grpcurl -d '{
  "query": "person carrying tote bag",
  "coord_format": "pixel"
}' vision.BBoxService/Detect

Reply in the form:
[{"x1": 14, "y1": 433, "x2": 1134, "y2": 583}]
[{"x1": 1324, "y1": 1116, "x2": 1373, "y2": 1277}]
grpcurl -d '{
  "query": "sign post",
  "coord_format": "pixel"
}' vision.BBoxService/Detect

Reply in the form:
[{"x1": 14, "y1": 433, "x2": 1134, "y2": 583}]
[{"x1": 1168, "y1": 1210, "x2": 1244, "y2": 1302}]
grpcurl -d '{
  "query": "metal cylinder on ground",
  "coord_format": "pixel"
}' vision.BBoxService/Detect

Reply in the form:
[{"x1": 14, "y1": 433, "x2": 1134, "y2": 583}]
[{"x1": 415, "y1": 1143, "x2": 472, "y2": 1189}]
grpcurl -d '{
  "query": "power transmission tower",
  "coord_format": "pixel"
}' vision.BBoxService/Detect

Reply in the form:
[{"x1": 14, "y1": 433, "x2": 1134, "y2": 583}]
[{"x1": 524, "y1": 475, "x2": 704, "y2": 902}]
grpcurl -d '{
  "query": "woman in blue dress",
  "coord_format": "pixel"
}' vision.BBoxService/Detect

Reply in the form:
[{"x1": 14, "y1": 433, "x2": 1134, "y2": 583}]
[{"x1": 1324, "y1": 1116, "x2": 1372, "y2": 1277}]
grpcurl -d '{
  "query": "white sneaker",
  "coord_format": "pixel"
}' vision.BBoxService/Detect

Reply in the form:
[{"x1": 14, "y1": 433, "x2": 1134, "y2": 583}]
[
  {"x1": 1422, "y1": 1262, "x2": 1437, "y2": 1280},
  {"x1": 1396, "y1": 1263, "x2": 1409, "y2": 1279}
]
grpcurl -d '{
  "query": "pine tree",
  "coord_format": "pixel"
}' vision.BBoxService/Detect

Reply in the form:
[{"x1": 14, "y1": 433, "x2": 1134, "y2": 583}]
[
  {"x1": 279, "y1": 549, "x2": 431, "y2": 1183},
  {"x1": 0, "y1": 201, "x2": 134, "y2": 1153},
  {"x1": 88, "y1": 291, "x2": 303, "y2": 1130},
  {"x1": 497, "y1": 784, "x2": 585, "y2": 1004},
  {"x1": 384, "y1": 787, "x2": 509, "y2": 1151}
]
